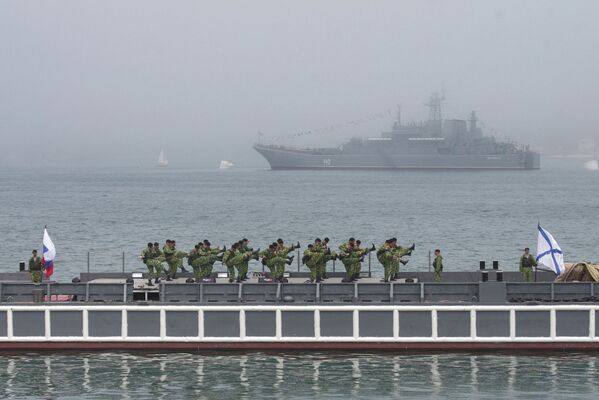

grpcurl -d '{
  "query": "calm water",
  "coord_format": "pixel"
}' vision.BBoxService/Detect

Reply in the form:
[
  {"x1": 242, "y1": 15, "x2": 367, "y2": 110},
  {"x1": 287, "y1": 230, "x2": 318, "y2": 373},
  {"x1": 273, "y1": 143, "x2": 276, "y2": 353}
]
[
  {"x1": 0, "y1": 158, "x2": 597, "y2": 279},
  {"x1": 0, "y1": 351, "x2": 598, "y2": 399},
  {"x1": 1, "y1": 158, "x2": 598, "y2": 398}
]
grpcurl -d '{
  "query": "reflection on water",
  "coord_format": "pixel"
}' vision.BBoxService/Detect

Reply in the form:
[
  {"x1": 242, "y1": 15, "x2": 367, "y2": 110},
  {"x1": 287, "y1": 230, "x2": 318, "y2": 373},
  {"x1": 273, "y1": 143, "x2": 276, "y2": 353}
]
[{"x1": 0, "y1": 352, "x2": 597, "y2": 399}]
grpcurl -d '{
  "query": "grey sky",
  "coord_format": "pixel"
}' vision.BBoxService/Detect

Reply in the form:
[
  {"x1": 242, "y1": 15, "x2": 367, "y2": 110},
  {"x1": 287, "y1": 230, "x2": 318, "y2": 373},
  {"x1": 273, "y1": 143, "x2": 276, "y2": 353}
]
[{"x1": 1, "y1": 0, "x2": 598, "y2": 167}]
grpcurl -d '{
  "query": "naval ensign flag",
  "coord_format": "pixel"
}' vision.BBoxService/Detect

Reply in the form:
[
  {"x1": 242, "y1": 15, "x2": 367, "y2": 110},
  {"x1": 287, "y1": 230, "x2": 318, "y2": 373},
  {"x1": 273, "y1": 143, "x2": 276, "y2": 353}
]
[
  {"x1": 536, "y1": 224, "x2": 565, "y2": 275},
  {"x1": 42, "y1": 227, "x2": 56, "y2": 278}
]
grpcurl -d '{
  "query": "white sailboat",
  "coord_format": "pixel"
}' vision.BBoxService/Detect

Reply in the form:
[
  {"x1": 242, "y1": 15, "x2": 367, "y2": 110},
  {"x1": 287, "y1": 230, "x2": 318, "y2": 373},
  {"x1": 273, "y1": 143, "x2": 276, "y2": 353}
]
[
  {"x1": 219, "y1": 160, "x2": 234, "y2": 170},
  {"x1": 158, "y1": 149, "x2": 168, "y2": 167},
  {"x1": 584, "y1": 159, "x2": 598, "y2": 171}
]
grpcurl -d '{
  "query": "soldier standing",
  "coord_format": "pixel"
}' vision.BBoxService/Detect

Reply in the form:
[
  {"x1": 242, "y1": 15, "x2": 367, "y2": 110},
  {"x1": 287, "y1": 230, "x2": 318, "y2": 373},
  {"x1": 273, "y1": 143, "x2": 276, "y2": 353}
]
[
  {"x1": 149, "y1": 242, "x2": 164, "y2": 283},
  {"x1": 28, "y1": 250, "x2": 44, "y2": 283},
  {"x1": 141, "y1": 242, "x2": 154, "y2": 285},
  {"x1": 433, "y1": 249, "x2": 443, "y2": 282},
  {"x1": 519, "y1": 247, "x2": 537, "y2": 282}
]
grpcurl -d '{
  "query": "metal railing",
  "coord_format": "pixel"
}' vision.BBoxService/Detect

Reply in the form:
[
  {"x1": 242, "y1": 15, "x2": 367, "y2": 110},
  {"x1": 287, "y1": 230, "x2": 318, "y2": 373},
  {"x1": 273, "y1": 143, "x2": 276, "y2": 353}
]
[{"x1": 0, "y1": 304, "x2": 597, "y2": 342}]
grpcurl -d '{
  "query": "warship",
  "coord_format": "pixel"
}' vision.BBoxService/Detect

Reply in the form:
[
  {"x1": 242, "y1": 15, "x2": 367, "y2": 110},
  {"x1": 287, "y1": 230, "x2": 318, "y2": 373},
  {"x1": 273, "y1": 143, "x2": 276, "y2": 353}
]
[{"x1": 254, "y1": 94, "x2": 540, "y2": 170}]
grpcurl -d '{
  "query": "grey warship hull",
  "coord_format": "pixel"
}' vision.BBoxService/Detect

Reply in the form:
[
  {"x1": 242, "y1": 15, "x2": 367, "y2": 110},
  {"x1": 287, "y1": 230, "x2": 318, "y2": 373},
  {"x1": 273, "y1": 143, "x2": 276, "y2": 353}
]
[
  {"x1": 254, "y1": 143, "x2": 540, "y2": 170},
  {"x1": 255, "y1": 94, "x2": 541, "y2": 171}
]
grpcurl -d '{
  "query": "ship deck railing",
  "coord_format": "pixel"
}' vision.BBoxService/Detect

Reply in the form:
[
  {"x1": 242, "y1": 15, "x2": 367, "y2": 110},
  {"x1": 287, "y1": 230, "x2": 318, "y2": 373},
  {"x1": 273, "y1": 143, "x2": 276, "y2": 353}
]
[{"x1": 1, "y1": 278, "x2": 598, "y2": 305}]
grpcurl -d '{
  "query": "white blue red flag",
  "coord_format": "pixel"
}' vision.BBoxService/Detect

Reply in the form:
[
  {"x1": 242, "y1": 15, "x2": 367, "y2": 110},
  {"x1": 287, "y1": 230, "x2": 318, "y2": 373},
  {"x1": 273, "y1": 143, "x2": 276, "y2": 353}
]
[
  {"x1": 536, "y1": 224, "x2": 564, "y2": 275},
  {"x1": 42, "y1": 227, "x2": 56, "y2": 278}
]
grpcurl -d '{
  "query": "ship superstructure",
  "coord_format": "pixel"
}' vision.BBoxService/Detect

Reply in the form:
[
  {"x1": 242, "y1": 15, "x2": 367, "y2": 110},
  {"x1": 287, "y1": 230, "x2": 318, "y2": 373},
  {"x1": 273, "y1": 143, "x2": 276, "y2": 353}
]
[{"x1": 254, "y1": 94, "x2": 540, "y2": 170}]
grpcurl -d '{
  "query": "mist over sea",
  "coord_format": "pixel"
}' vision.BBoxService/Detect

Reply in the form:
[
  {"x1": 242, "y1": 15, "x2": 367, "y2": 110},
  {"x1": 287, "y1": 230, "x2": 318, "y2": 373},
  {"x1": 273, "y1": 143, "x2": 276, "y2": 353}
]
[{"x1": 1, "y1": 158, "x2": 597, "y2": 279}]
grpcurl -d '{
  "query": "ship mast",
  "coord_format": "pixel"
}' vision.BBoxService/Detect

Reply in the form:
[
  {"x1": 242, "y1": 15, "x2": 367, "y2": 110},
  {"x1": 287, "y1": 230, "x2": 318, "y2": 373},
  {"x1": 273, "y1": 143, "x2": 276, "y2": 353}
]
[{"x1": 426, "y1": 92, "x2": 444, "y2": 136}]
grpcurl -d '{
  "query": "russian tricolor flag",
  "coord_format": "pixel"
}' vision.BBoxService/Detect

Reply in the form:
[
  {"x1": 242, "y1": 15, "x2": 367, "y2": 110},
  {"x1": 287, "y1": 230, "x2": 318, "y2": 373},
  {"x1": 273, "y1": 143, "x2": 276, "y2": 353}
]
[{"x1": 42, "y1": 227, "x2": 56, "y2": 278}]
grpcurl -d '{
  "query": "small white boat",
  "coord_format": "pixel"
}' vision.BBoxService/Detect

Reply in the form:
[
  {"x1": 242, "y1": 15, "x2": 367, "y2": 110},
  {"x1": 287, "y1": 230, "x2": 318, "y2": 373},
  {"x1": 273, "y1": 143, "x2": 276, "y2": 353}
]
[
  {"x1": 158, "y1": 149, "x2": 168, "y2": 167},
  {"x1": 584, "y1": 160, "x2": 598, "y2": 171},
  {"x1": 219, "y1": 160, "x2": 234, "y2": 170}
]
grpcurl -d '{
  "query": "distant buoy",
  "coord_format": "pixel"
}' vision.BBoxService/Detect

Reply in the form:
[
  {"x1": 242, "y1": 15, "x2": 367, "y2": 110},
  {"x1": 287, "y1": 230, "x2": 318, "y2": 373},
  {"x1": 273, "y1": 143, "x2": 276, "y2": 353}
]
[
  {"x1": 584, "y1": 160, "x2": 598, "y2": 171},
  {"x1": 219, "y1": 160, "x2": 234, "y2": 170}
]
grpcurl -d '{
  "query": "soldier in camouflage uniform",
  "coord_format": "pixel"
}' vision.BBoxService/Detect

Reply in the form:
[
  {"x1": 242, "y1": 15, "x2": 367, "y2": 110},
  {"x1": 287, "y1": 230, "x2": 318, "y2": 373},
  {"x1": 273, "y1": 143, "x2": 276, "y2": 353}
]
[
  {"x1": 163, "y1": 240, "x2": 188, "y2": 281},
  {"x1": 141, "y1": 242, "x2": 154, "y2": 285},
  {"x1": 377, "y1": 240, "x2": 394, "y2": 282},
  {"x1": 193, "y1": 240, "x2": 223, "y2": 281},
  {"x1": 433, "y1": 249, "x2": 443, "y2": 282},
  {"x1": 273, "y1": 239, "x2": 298, "y2": 282},
  {"x1": 519, "y1": 247, "x2": 537, "y2": 282},
  {"x1": 303, "y1": 244, "x2": 320, "y2": 282},
  {"x1": 238, "y1": 239, "x2": 255, "y2": 281},
  {"x1": 28, "y1": 250, "x2": 44, "y2": 284},
  {"x1": 389, "y1": 238, "x2": 415, "y2": 280},
  {"x1": 338, "y1": 238, "x2": 361, "y2": 282},
  {"x1": 148, "y1": 242, "x2": 165, "y2": 283}
]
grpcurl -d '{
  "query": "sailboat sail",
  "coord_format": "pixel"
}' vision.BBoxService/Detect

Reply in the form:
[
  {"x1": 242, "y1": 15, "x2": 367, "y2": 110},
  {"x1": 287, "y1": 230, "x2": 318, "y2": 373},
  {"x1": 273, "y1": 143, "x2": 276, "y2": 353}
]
[{"x1": 158, "y1": 149, "x2": 168, "y2": 167}]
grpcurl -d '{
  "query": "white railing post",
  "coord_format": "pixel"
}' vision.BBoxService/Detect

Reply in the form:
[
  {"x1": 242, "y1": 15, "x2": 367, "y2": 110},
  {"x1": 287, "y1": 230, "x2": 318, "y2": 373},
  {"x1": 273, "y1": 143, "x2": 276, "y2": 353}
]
[
  {"x1": 353, "y1": 310, "x2": 359, "y2": 339},
  {"x1": 314, "y1": 309, "x2": 320, "y2": 339},
  {"x1": 160, "y1": 309, "x2": 166, "y2": 339},
  {"x1": 6, "y1": 309, "x2": 12, "y2": 339},
  {"x1": 509, "y1": 309, "x2": 516, "y2": 339},
  {"x1": 45, "y1": 309, "x2": 51, "y2": 339},
  {"x1": 431, "y1": 309, "x2": 438, "y2": 339},
  {"x1": 82, "y1": 309, "x2": 89, "y2": 338},
  {"x1": 198, "y1": 309, "x2": 204, "y2": 339},
  {"x1": 590, "y1": 309, "x2": 595, "y2": 339},
  {"x1": 393, "y1": 309, "x2": 399, "y2": 339},
  {"x1": 239, "y1": 310, "x2": 246, "y2": 339},
  {"x1": 470, "y1": 309, "x2": 477, "y2": 339},
  {"x1": 550, "y1": 309, "x2": 556, "y2": 339},
  {"x1": 275, "y1": 309, "x2": 282, "y2": 339},
  {"x1": 121, "y1": 309, "x2": 127, "y2": 339}
]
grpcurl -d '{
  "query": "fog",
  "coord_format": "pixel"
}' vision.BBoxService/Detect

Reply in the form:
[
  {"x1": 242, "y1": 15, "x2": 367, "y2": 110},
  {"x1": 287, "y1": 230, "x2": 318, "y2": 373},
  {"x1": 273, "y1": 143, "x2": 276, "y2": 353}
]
[{"x1": 1, "y1": 0, "x2": 598, "y2": 168}]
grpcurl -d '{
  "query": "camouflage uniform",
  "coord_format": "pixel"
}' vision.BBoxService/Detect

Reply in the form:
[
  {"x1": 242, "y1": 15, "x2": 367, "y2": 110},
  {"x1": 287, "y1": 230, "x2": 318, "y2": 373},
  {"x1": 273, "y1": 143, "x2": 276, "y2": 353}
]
[
  {"x1": 433, "y1": 254, "x2": 443, "y2": 282},
  {"x1": 194, "y1": 246, "x2": 221, "y2": 280},
  {"x1": 141, "y1": 246, "x2": 155, "y2": 281},
  {"x1": 519, "y1": 253, "x2": 537, "y2": 282},
  {"x1": 29, "y1": 255, "x2": 43, "y2": 283},
  {"x1": 149, "y1": 246, "x2": 165, "y2": 279},
  {"x1": 303, "y1": 248, "x2": 322, "y2": 282},
  {"x1": 338, "y1": 242, "x2": 360, "y2": 281},
  {"x1": 239, "y1": 243, "x2": 253, "y2": 280},
  {"x1": 377, "y1": 243, "x2": 394, "y2": 282}
]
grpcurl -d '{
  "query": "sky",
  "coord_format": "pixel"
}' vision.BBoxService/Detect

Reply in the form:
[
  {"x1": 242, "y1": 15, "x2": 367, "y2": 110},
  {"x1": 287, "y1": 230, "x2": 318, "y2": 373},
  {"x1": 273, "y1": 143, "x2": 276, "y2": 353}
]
[{"x1": 1, "y1": 0, "x2": 598, "y2": 168}]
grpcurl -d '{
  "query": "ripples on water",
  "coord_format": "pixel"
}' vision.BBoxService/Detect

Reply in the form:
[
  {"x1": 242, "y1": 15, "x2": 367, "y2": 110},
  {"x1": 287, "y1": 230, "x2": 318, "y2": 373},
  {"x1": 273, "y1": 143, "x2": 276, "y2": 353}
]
[
  {"x1": 0, "y1": 352, "x2": 596, "y2": 399},
  {"x1": 1, "y1": 159, "x2": 597, "y2": 279}
]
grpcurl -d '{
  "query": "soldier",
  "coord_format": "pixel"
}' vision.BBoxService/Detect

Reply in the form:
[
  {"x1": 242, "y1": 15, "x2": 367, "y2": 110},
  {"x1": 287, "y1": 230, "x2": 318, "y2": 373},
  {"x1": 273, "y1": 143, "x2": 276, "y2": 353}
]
[
  {"x1": 303, "y1": 244, "x2": 328, "y2": 282},
  {"x1": 141, "y1": 242, "x2": 154, "y2": 285},
  {"x1": 172, "y1": 240, "x2": 188, "y2": 274},
  {"x1": 433, "y1": 249, "x2": 443, "y2": 282},
  {"x1": 28, "y1": 250, "x2": 44, "y2": 284},
  {"x1": 377, "y1": 240, "x2": 394, "y2": 282},
  {"x1": 351, "y1": 240, "x2": 375, "y2": 281},
  {"x1": 239, "y1": 238, "x2": 256, "y2": 281},
  {"x1": 259, "y1": 244, "x2": 278, "y2": 278},
  {"x1": 338, "y1": 238, "x2": 358, "y2": 282},
  {"x1": 194, "y1": 240, "x2": 223, "y2": 281},
  {"x1": 163, "y1": 240, "x2": 188, "y2": 281},
  {"x1": 223, "y1": 242, "x2": 258, "y2": 283},
  {"x1": 389, "y1": 238, "x2": 414, "y2": 280},
  {"x1": 519, "y1": 247, "x2": 537, "y2": 282},
  {"x1": 188, "y1": 244, "x2": 202, "y2": 280},
  {"x1": 272, "y1": 240, "x2": 297, "y2": 282},
  {"x1": 149, "y1": 242, "x2": 165, "y2": 283}
]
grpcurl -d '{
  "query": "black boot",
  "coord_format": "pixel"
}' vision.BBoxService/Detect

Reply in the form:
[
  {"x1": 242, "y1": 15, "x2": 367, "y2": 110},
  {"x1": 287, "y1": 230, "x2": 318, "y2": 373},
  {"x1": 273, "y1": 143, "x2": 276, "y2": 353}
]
[
  {"x1": 154, "y1": 278, "x2": 160, "y2": 284},
  {"x1": 147, "y1": 279, "x2": 153, "y2": 286}
]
